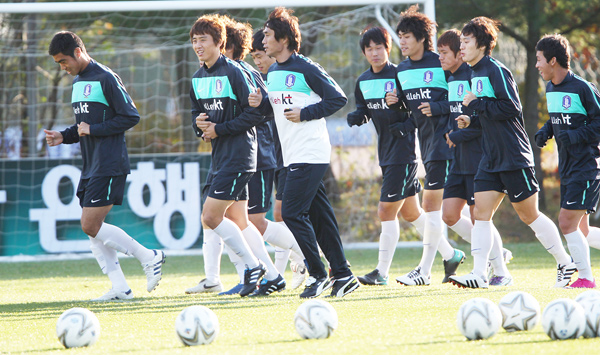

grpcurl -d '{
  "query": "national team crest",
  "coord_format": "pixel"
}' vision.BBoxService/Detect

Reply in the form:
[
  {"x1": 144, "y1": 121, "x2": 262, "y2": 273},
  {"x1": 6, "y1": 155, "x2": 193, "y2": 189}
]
[
  {"x1": 215, "y1": 79, "x2": 223, "y2": 94},
  {"x1": 83, "y1": 84, "x2": 92, "y2": 98},
  {"x1": 285, "y1": 74, "x2": 296, "y2": 88},
  {"x1": 476, "y1": 80, "x2": 483, "y2": 94},
  {"x1": 562, "y1": 95, "x2": 572, "y2": 110},
  {"x1": 384, "y1": 81, "x2": 394, "y2": 93},
  {"x1": 423, "y1": 70, "x2": 433, "y2": 83},
  {"x1": 457, "y1": 84, "x2": 464, "y2": 97}
]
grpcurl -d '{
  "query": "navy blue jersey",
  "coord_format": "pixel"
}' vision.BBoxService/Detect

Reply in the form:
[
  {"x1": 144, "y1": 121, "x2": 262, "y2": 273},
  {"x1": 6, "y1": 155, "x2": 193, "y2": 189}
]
[
  {"x1": 190, "y1": 55, "x2": 263, "y2": 173},
  {"x1": 60, "y1": 60, "x2": 139, "y2": 179},
  {"x1": 468, "y1": 56, "x2": 534, "y2": 172},
  {"x1": 538, "y1": 71, "x2": 600, "y2": 183},
  {"x1": 353, "y1": 62, "x2": 416, "y2": 165},
  {"x1": 395, "y1": 51, "x2": 453, "y2": 164},
  {"x1": 447, "y1": 63, "x2": 482, "y2": 175}
]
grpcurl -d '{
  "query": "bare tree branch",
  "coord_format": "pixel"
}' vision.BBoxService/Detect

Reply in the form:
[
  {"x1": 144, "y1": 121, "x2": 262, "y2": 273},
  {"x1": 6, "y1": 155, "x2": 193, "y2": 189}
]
[{"x1": 560, "y1": 7, "x2": 600, "y2": 35}]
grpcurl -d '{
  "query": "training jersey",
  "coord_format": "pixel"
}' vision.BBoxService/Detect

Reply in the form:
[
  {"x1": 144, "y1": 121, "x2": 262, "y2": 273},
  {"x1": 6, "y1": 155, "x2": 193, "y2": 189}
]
[
  {"x1": 446, "y1": 62, "x2": 482, "y2": 175},
  {"x1": 538, "y1": 71, "x2": 600, "y2": 183},
  {"x1": 190, "y1": 54, "x2": 262, "y2": 173},
  {"x1": 354, "y1": 62, "x2": 416, "y2": 165},
  {"x1": 266, "y1": 52, "x2": 347, "y2": 166},
  {"x1": 394, "y1": 50, "x2": 453, "y2": 164},
  {"x1": 262, "y1": 71, "x2": 284, "y2": 171},
  {"x1": 60, "y1": 60, "x2": 139, "y2": 179},
  {"x1": 468, "y1": 55, "x2": 534, "y2": 172}
]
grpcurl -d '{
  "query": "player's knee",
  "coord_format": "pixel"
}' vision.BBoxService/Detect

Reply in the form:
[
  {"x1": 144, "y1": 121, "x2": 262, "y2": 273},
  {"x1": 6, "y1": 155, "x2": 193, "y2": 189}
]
[
  {"x1": 201, "y1": 211, "x2": 222, "y2": 230},
  {"x1": 558, "y1": 214, "x2": 577, "y2": 234},
  {"x1": 442, "y1": 212, "x2": 459, "y2": 227},
  {"x1": 81, "y1": 220, "x2": 101, "y2": 237}
]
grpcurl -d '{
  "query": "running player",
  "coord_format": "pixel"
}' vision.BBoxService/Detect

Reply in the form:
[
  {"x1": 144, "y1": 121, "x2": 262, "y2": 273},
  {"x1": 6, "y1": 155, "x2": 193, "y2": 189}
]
[
  {"x1": 535, "y1": 33, "x2": 600, "y2": 288},
  {"x1": 449, "y1": 17, "x2": 575, "y2": 289},
  {"x1": 45, "y1": 31, "x2": 165, "y2": 301}
]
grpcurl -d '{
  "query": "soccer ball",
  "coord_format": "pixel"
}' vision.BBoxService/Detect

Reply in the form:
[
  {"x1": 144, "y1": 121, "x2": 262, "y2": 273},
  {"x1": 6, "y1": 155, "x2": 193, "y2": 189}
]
[
  {"x1": 578, "y1": 297, "x2": 600, "y2": 338},
  {"x1": 294, "y1": 299, "x2": 338, "y2": 339},
  {"x1": 497, "y1": 291, "x2": 541, "y2": 332},
  {"x1": 456, "y1": 298, "x2": 502, "y2": 340},
  {"x1": 575, "y1": 289, "x2": 600, "y2": 304},
  {"x1": 542, "y1": 298, "x2": 585, "y2": 340},
  {"x1": 56, "y1": 307, "x2": 100, "y2": 348},
  {"x1": 175, "y1": 306, "x2": 219, "y2": 346}
]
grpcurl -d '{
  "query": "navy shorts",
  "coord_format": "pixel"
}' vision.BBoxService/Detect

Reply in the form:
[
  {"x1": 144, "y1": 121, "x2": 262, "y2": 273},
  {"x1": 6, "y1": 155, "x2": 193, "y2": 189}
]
[
  {"x1": 474, "y1": 167, "x2": 539, "y2": 203},
  {"x1": 443, "y1": 173, "x2": 476, "y2": 205},
  {"x1": 274, "y1": 167, "x2": 287, "y2": 201},
  {"x1": 560, "y1": 180, "x2": 600, "y2": 214},
  {"x1": 247, "y1": 169, "x2": 274, "y2": 214},
  {"x1": 424, "y1": 160, "x2": 450, "y2": 190},
  {"x1": 380, "y1": 163, "x2": 422, "y2": 202},
  {"x1": 77, "y1": 175, "x2": 126, "y2": 208},
  {"x1": 203, "y1": 171, "x2": 253, "y2": 202}
]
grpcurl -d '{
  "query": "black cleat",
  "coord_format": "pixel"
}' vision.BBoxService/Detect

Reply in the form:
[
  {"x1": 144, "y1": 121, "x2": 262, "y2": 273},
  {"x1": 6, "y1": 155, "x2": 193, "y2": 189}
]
[
  {"x1": 299, "y1": 276, "x2": 332, "y2": 298},
  {"x1": 249, "y1": 274, "x2": 286, "y2": 297},
  {"x1": 357, "y1": 269, "x2": 388, "y2": 285},
  {"x1": 442, "y1": 249, "x2": 466, "y2": 283},
  {"x1": 240, "y1": 262, "x2": 266, "y2": 297}
]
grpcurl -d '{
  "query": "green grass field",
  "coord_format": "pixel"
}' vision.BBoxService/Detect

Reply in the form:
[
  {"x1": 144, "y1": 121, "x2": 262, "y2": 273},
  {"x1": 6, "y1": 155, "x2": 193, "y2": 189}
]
[{"x1": 2, "y1": 243, "x2": 600, "y2": 354}]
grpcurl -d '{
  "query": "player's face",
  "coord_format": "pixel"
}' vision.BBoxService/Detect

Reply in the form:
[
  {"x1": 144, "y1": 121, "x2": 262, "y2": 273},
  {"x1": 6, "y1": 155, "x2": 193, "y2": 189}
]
[
  {"x1": 438, "y1": 45, "x2": 462, "y2": 72},
  {"x1": 460, "y1": 34, "x2": 484, "y2": 66},
  {"x1": 363, "y1": 40, "x2": 389, "y2": 72},
  {"x1": 535, "y1": 51, "x2": 553, "y2": 81},
  {"x1": 262, "y1": 27, "x2": 285, "y2": 58},
  {"x1": 250, "y1": 50, "x2": 276, "y2": 74},
  {"x1": 191, "y1": 33, "x2": 221, "y2": 67},
  {"x1": 398, "y1": 31, "x2": 424, "y2": 58},
  {"x1": 53, "y1": 49, "x2": 83, "y2": 76}
]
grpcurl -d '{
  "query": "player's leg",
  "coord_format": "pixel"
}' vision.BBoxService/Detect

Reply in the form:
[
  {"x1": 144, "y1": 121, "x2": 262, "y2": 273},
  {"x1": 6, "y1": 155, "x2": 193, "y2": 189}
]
[
  {"x1": 89, "y1": 236, "x2": 133, "y2": 301},
  {"x1": 582, "y1": 215, "x2": 600, "y2": 249}
]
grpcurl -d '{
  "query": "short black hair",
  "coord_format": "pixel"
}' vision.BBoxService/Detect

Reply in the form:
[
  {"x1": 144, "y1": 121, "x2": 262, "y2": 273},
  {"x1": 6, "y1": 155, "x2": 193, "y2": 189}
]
[
  {"x1": 396, "y1": 5, "x2": 436, "y2": 52},
  {"x1": 461, "y1": 16, "x2": 499, "y2": 56},
  {"x1": 252, "y1": 30, "x2": 266, "y2": 52},
  {"x1": 359, "y1": 27, "x2": 392, "y2": 55},
  {"x1": 536, "y1": 34, "x2": 570, "y2": 69},
  {"x1": 48, "y1": 31, "x2": 86, "y2": 57},
  {"x1": 264, "y1": 7, "x2": 301, "y2": 52},
  {"x1": 437, "y1": 29, "x2": 460, "y2": 56}
]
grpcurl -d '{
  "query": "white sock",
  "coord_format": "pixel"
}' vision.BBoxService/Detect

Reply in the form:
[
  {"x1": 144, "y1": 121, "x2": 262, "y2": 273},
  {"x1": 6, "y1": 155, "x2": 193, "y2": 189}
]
[
  {"x1": 274, "y1": 246, "x2": 291, "y2": 275},
  {"x1": 471, "y1": 220, "x2": 493, "y2": 279},
  {"x1": 263, "y1": 220, "x2": 305, "y2": 259},
  {"x1": 410, "y1": 212, "x2": 426, "y2": 237},
  {"x1": 375, "y1": 219, "x2": 400, "y2": 278},
  {"x1": 224, "y1": 244, "x2": 245, "y2": 283},
  {"x1": 419, "y1": 211, "x2": 443, "y2": 276},
  {"x1": 277, "y1": 222, "x2": 305, "y2": 265},
  {"x1": 202, "y1": 229, "x2": 223, "y2": 284},
  {"x1": 242, "y1": 225, "x2": 280, "y2": 280},
  {"x1": 94, "y1": 223, "x2": 154, "y2": 264},
  {"x1": 565, "y1": 230, "x2": 593, "y2": 280},
  {"x1": 529, "y1": 214, "x2": 571, "y2": 265},
  {"x1": 214, "y1": 218, "x2": 258, "y2": 268},
  {"x1": 449, "y1": 216, "x2": 473, "y2": 243},
  {"x1": 89, "y1": 236, "x2": 129, "y2": 291},
  {"x1": 586, "y1": 227, "x2": 600, "y2": 250},
  {"x1": 437, "y1": 235, "x2": 456, "y2": 261},
  {"x1": 488, "y1": 224, "x2": 509, "y2": 277}
]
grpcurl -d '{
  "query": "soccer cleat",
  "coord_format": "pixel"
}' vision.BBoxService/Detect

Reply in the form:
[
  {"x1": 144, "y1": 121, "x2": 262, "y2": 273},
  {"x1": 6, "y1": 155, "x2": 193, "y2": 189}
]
[
  {"x1": 442, "y1": 249, "x2": 466, "y2": 283},
  {"x1": 290, "y1": 262, "x2": 307, "y2": 289},
  {"x1": 142, "y1": 250, "x2": 166, "y2": 292},
  {"x1": 185, "y1": 278, "x2": 224, "y2": 294},
  {"x1": 91, "y1": 288, "x2": 133, "y2": 301},
  {"x1": 489, "y1": 275, "x2": 514, "y2": 286},
  {"x1": 239, "y1": 262, "x2": 266, "y2": 297},
  {"x1": 326, "y1": 276, "x2": 360, "y2": 298},
  {"x1": 299, "y1": 276, "x2": 333, "y2": 298},
  {"x1": 503, "y1": 248, "x2": 513, "y2": 264},
  {"x1": 357, "y1": 269, "x2": 388, "y2": 286},
  {"x1": 249, "y1": 274, "x2": 286, "y2": 297},
  {"x1": 568, "y1": 278, "x2": 596, "y2": 289},
  {"x1": 449, "y1": 273, "x2": 489, "y2": 289},
  {"x1": 218, "y1": 283, "x2": 243, "y2": 296},
  {"x1": 554, "y1": 262, "x2": 577, "y2": 288},
  {"x1": 396, "y1": 267, "x2": 430, "y2": 286}
]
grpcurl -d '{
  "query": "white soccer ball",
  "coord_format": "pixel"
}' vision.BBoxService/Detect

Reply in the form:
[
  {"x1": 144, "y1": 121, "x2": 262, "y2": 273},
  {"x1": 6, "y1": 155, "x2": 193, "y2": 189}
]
[
  {"x1": 542, "y1": 298, "x2": 585, "y2": 340},
  {"x1": 575, "y1": 289, "x2": 600, "y2": 304},
  {"x1": 294, "y1": 299, "x2": 338, "y2": 339},
  {"x1": 56, "y1": 307, "x2": 100, "y2": 348},
  {"x1": 175, "y1": 306, "x2": 219, "y2": 346},
  {"x1": 497, "y1": 291, "x2": 541, "y2": 332},
  {"x1": 456, "y1": 298, "x2": 502, "y2": 340},
  {"x1": 578, "y1": 297, "x2": 600, "y2": 338}
]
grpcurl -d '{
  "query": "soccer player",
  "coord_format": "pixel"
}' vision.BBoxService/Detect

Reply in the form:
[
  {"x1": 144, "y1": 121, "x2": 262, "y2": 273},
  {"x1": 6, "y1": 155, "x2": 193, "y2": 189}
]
[
  {"x1": 438, "y1": 29, "x2": 512, "y2": 286},
  {"x1": 45, "y1": 31, "x2": 165, "y2": 301},
  {"x1": 188, "y1": 14, "x2": 281, "y2": 297},
  {"x1": 262, "y1": 7, "x2": 359, "y2": 298},
  {"x1": 449, "y1": 17, "x2": 575, "y2": 289},
  {"x1": 535, "y1": 33, "x2": 600, "y2": 288},
  {"x1": 385, "y1": 5, "x2": 464, "y2": 286}
]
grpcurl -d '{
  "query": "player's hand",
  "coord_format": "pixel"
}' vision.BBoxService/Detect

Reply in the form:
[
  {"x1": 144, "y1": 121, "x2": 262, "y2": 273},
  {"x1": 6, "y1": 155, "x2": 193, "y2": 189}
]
[
  {"x1": 463, "y1": 91, "x2": 477, "y2": 107},
  {"x1": 77, "y1": 122, "x2": 90, "y2": 136},
  {"x1": 44, "y1": 129, "x2": 63, "y2": 146},
  {"x1": 534, "y1": 130, "x2": 549, "y2": 148},
  {"x1": 195, "y1": 113, "x2": 209, "y2": 128},
  {"x1": 445, "y1": 130, "x2": 456, "y2": 148},
  {"x1": 418, "y1": 102, "x2": 432, "y2": 117},
  {"x1": 456, "y1": 115, "x2": 471, "y2": 129},
  {"x1": 389, "y1": 121, "x2": 413, "y2": 139},
  {"x1": 284, "y1": 107, "x2": 301, "y2": 123},
  {"x1": 556, "y1": 131, "x2": 572, "y2": 146},
  {"x1": 346, "y1": 111, "x2": 368, "y2": 127},
  {"x1": 385, "y1": 88, "x2": 399, "y2": 106},
  {"x1": 196, "y1": 120, "x2": 218, "y2": 139},
  {"x1": 248, "y1": 88, "x2": 262, "y2": 108},
  {"x1": 201, "y1": 133, "x2": 211, "y2": 143}
]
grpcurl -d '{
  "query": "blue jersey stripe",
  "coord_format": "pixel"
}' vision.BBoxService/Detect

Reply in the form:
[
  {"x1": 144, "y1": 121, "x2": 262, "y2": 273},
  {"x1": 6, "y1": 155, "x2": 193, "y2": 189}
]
[{"x1": 490, "y1": 58, "x2": 516, "y2": 103}]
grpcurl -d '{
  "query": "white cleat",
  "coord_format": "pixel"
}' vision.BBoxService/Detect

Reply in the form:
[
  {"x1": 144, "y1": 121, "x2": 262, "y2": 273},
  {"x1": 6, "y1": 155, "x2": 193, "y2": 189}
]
[
  {"x1": 143, "y1": 250, "x2": 165, "y2": 292},
  {"x1": 554, "y1": 262, "x2": 577, "y2": 288},
  {"x1": 185, "y1": 278, "x2": 224, "y2": 294},
  {"x1": 290, "y1": 261, "x2": 307, "y2": 289},
  {"x1": 91, "y1": 288, "x2": 133, "y2": 301},
  {"x1": 396, "y1": 267, "x2": 431, "y2": 286},
  {"x1": 449, "y1": 273, "x2": 489, "y2": 289}
]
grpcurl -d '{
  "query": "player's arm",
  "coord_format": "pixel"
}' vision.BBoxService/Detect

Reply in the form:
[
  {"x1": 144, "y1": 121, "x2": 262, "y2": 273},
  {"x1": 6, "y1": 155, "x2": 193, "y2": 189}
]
[
  {"x1": 534, "y1": 119, "x2": 553, "y2": 148},
  {"x1": 190, "y1": 86, "x2": 204, "y2": 137},
  {"x1": 385, "y1": 75, "x2": 410, "y2": 112},
  {"x1": 89, "y1": 74, "x2": 140, "y2": 136},
  {"x1": 466, "y1": 67, "x2": 521, "y2": 120},
  {"x1": 560, "y1": 84, "x2": 600, "y2": 145},
  {"x1": 300, "y1": 64, "x2": 347, "y2": 121},
  {"x1": 448, "y1": 122, "x2": 481, "y2": 145},
  {"x1": 427, "y1": 99, "x2": 450, "y2": 117},
  {"x1": 58, "y1": 123, "x2": 80, "y2": 144},
  {"x1": 347, "y1": 81, "x2": 371, "y2": 127}
]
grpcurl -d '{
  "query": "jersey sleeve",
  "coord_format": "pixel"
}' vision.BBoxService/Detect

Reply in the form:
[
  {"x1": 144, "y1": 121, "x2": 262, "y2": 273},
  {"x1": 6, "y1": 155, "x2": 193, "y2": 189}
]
[
  {"x1": 299, "y1": 63, "x2": 347, "y2": 121},
  {"x1": 469, "y1": 65, "x2": 522, "y2": 120},
  {"x1": 190, "y1": 84, "x2": 203, "y2": 137},
  {"x1": 448, "y1": 125, "x2": 481, "y2": 145},
  {"x1": 89, "y1": 73, "x2": 140, "y2": 136},
  {"x1": 352, "y1": 79, "x2": 371, "y2": 120},
  {"x1": 429, "y1": 100, "x2": 450, "y2": 116},
  {"x1": 60, "y1": 123, "x2": 80, "y2": 144},
  {"x1": 567, "y1": 83, "x2": 600, "y2": 144}
]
